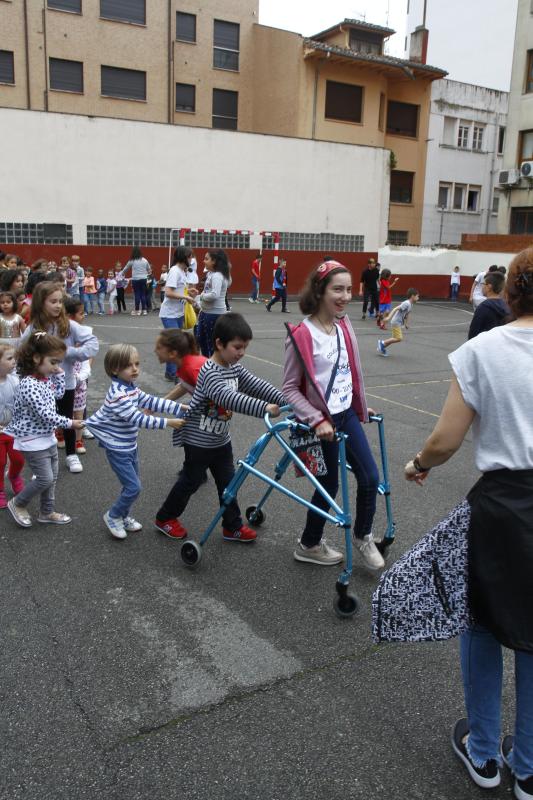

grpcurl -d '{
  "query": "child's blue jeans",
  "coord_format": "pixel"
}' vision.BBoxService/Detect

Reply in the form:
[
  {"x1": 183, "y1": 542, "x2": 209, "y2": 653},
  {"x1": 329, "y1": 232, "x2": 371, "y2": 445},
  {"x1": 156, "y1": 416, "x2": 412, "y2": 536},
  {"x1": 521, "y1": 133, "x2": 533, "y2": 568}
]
[
  {"x1": 461, "y1": 625, "x2": 533, "y2": 779},
  {"x1": 97, "y1": 292, "x2": 106, "y2": 313},
  {"x1": 105, "y1": 447, "x2": 141, "y2": 519}
]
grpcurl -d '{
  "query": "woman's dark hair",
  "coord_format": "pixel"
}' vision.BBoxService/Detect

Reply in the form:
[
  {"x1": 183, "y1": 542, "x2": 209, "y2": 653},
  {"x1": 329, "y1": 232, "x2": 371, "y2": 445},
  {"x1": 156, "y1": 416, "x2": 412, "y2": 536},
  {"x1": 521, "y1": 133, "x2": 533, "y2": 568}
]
[
  {"x1": 17, "y1": 332, "x2": 66, "y2": 377},
  {"x1": 0, "y1": 291, "x2": 16, "y2": 312},
  {"x1": 206, "y1": 249, "x2": 230, "y2": 280},
  {"x1": 505, "y1": 248, "x2": 533, "y2": 319},
  {"x1": 26, "y1": 271, "x2": 49, "y2": 295},
  {"x1": 213, "y1": 312, "x2": 252, "y2": 346},
  {"x1": 299, "y1": 262, "x2": 350, "y2": 316},
  {"x1": 130, "y1": 246, "x2": 143, "y2": 261},
  {"x1": 484, "y1": 272, "x2": 505, "y2": 294},
  {"x1": 171, "y1": 246, "x2": 192, "y2": 268},
  {"x1": 0, "y1": 269, "x2": 24, "y2": 292},
  {"x1": 157, "y1": 328, "x2": 198, "y2": 357}
]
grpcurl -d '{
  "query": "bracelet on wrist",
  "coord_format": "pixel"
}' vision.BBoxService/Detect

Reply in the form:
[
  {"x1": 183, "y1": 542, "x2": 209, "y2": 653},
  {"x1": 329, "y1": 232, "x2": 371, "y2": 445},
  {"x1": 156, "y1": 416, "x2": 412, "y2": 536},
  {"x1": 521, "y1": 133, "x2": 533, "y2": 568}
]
[{"x1": 413, "y1": 456, "x2": 431, "y2": 473}]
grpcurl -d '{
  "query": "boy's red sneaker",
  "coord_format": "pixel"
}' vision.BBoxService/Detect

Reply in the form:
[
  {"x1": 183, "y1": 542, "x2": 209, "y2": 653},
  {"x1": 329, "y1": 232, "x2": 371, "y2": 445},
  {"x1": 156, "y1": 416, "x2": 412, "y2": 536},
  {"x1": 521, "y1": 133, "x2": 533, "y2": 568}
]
[
  {"x1": 154, "y1": 518, "x2": 188, "y2": 539},
  {"x1": 222, "y1": 525, "x2": 257, "y2": 542}
]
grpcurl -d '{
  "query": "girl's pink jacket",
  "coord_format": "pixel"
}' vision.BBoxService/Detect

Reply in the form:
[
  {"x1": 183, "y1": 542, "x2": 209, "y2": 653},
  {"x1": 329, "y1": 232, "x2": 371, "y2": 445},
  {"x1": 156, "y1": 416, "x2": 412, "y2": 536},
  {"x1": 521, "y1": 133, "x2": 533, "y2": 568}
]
[{"x1": 283, "y1": 316, "x2": 369, "y2": 429}]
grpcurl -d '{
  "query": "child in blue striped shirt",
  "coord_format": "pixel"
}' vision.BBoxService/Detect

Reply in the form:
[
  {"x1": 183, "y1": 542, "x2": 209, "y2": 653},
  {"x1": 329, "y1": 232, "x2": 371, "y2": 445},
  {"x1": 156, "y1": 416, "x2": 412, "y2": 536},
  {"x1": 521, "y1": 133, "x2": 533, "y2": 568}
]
[{"x1": 86, "y1": 344, "x2": 185, "y2": 540}]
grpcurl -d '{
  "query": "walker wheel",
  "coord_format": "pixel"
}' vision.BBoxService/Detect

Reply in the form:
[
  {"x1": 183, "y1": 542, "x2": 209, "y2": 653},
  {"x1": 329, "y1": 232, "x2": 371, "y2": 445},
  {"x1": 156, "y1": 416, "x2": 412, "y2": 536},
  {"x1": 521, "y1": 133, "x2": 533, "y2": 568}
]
[
  {"x1": 245, "y1": 506, "x2": 265, "y2": 526},
  {"x1": 333, "y1": 592, "x2": 360, "y2": 619},
  {"x1": 180, "y1": 540, "x2": 202, "y2": 567},
  {"x1": 376, "y1": 538, "x2": 394, "y2": 557}
]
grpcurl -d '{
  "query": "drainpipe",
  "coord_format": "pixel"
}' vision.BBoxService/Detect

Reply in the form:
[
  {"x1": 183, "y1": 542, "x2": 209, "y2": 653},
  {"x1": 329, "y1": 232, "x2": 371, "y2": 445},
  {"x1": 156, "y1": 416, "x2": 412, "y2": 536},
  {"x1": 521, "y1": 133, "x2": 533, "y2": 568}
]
[
  {"x1": 23, "y1": 0, "x2": 31, "y2": 108},
  {"x1": 42, "y1": 2, "x2": 49, "y2": 111}
]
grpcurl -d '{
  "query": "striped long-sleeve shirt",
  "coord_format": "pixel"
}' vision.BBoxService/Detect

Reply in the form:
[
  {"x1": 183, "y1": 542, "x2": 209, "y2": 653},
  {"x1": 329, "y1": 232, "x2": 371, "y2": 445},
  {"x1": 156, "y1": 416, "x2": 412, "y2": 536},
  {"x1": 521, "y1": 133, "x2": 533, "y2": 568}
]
[
  {"x1": 86, "y1": 378, "x2": 183, "y2": 452},
  {"x1": 175, "y1": 360, "x2": 284, "y2": 449}
]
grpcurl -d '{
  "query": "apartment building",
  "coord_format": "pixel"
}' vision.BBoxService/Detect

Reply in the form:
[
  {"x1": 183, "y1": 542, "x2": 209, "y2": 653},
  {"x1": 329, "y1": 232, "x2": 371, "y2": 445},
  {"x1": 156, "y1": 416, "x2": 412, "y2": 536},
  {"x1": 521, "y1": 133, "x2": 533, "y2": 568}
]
[
  {"x1": 498, "y1": 0, "x2": 533, "y2": 234},
  {"x1": 0, "y1": 1, "x2": 446, "y2": 245},
  {"x1": 420, "y1": 79, "x2": 508, "y2": 246}
]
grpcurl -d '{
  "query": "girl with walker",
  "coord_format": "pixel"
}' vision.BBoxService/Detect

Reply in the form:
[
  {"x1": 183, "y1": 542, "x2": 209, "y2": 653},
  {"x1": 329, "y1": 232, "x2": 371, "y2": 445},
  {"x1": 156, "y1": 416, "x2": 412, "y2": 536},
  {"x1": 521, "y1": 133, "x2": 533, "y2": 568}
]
[{"x1": 283, "y1": 260, "x2": 384, "y2": 570}]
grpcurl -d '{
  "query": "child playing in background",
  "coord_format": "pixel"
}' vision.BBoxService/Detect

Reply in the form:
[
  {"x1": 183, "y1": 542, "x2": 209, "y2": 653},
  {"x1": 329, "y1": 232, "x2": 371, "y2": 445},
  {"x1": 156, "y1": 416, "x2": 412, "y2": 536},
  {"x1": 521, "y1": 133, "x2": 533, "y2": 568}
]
[
  {"x1": 0, "y1": 291, "x2": 26, "y2": 339},
  {"x1": 83, "y1": 268, "x2": 97, "y2": 316},
  {"x1": 154, "y1": 313, "x2": 283, "y2": 541},
  {"x1": 5, "y1": 333, "x2": 84, "y2": 527},
  {"x1": 86, "y1": 344, "x2": 186, "y2": 540},
  {"x1": 154, "y1": 329, "x2": 206, "y2": 402},
  {"x1": 0, "y1": 344, "x2": 24, "y2": 508},
  {"x1": 64, "y1": 297, "x2": 92, "y2": 455},
  {"x1": 376, "y1": 268, "x2": 399, "y2": 329},
  {"x1": 377, "y1": 288, "x2": 419, "y2": 357},
  {"x1": 450, "y1": 266, "x2": 461, "y2": 302},
  {"x1": 115, "y1": 267, "x2": 128, "y2": 313},
  {"x1": 106, "y1": 271, "x2": 117, "y2": 315},
  {"x1": 96, "y1": 270, "x2": 107, "y2": 315}
]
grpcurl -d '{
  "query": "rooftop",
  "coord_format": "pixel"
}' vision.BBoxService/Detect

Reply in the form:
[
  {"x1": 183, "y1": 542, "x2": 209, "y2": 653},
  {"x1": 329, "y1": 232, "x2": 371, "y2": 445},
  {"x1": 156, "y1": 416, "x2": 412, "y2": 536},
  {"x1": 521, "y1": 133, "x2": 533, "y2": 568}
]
[{"x1": 312, "y1": 18, "x2": 396, "y2": 41}]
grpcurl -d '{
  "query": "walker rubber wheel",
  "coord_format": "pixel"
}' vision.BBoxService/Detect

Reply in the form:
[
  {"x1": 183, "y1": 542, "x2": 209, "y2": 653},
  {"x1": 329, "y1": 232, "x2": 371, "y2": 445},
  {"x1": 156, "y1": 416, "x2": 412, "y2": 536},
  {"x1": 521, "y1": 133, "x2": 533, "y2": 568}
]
[
  {"x1": 180, "y1": 540, "x2": 202, "y2": 567},
  {"x1": 245, "y1": 506, "x2": 265, "y2": 526},
  {"x1": 376, "y1": 539, "x2": 394, "y2": 557},
  {"x1": 333, "y1": 592, "x2": 359, "y2": 619}
]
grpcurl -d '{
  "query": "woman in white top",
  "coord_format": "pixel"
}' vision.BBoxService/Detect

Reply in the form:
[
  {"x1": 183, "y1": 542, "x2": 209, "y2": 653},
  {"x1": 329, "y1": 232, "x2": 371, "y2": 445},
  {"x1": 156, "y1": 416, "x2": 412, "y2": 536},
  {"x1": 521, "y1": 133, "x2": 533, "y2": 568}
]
[
  {"x1": 120, "y1": 246, "x2": 150, "y2": 316},
  {"x1": 196, "y1": 249, "x2": 230, "y2": 357},
  {"x1": 404, "y1": 248, "x2": 533, "y2": 797},
  {"x1": 159, "y1": 246, "x2": 198, "y2": 380}
]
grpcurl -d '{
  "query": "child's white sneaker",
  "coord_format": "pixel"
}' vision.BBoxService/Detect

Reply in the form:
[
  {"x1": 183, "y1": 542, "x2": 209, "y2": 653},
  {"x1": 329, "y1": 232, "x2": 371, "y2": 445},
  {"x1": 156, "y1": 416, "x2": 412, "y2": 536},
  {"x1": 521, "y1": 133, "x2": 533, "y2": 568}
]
[
  {"x1": 354, "y1": 533, "x2": 385, "y2": 570},
  {"x1": 104, "y1": 511, "x2": 127, "y2": 539},
  {"x1": 66, "y1": 455, "x2": 83, "y2": 473},
  {"x1": 123, "y1": 516, "x2": 142, "y2": 532}
]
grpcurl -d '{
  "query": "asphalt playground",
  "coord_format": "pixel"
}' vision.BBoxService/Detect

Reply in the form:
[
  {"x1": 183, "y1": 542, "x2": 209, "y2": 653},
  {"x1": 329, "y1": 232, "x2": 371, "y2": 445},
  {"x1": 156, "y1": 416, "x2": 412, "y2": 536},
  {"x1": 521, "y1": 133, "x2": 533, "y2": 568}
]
[{"x1": 1, "y1": 296, "x2": 518, "y2": 800}]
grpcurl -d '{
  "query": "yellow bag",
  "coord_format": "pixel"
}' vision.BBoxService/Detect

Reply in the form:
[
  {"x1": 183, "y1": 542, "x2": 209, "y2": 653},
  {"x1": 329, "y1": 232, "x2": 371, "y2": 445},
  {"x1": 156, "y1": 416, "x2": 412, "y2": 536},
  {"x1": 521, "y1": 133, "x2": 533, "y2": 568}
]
[{"x1": 183, "y1": 286, "x2": 197, "y2": 330}]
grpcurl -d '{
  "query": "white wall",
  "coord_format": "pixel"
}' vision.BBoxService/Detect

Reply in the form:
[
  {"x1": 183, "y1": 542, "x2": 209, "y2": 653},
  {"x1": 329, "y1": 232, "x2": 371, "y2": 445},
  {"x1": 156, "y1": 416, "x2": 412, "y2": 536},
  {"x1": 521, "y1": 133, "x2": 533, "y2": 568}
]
[
  {"x1": 378, "y1": 245, "x2": 514, "y2": 276},
  {"x1": 406, "y1": 0, "x2": 517, "y2": 92},
  {"x1": 421, "y1": 80, "x2": 508, "y2": 245},
  {"x1": 0, "y1": 108, "x2": 389, "y2": 250}
]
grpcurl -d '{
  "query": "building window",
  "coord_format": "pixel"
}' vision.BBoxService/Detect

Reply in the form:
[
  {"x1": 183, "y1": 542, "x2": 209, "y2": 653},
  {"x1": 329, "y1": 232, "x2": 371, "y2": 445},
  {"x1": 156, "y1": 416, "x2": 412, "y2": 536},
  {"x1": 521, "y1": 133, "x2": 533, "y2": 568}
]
[
  {"x1": 349, "y1": 30, "x2": 382, "y2": 54},
  {"x1": 472, "y1": 125, "x2": 484, "y2": 151},
  {"x1": 262, "y1": 232, "x2": 364, "y2": 252},
  {"x1": 378, "y1": 92, "x2": 385, "y2": 131},
  {"x1": 438, "y1": 182, "x2": 451, "y2": 208},
  {"x1": 325, "y1": 80, "x2": 363, "y2": 124},
  {"x1": 386, "y1": 100, "x2": 419, "y2": 137},
  {"x1": 0, "y1": 222, "x2": 73, "y2": 245},
  {"x1": 176, "y1": 11, "x2": 196, "y2": 42},
  {"x1": 101, "y1": 65, "x2": 146, "y2": 101},
  {"x1": 100, "y1": 0, "x2": 145, "y2": 25},
  {"x1": 492, "y1": 190, "x2": 500, "y2": 215},
  {"x1": 48, "y1": 0, "x2": 82, "y2": 12},
  {"x1": 0, "y1": 50, "x2": 15, "y2": 85},
  {"x1": 49, "y1": 58, "x2": 83, "y2": 93},
  {"x1": 526, "y1": 50, "x2": 533, "y2": 93},
  {"x1": 176, "y1": 82, "x2": 195, "y2": 112},
  {"x1": 88, "y1": 225, "x2": 178, "y2": 247},
  {"x1": 213, "y1": 20, "x2": 239, "y2": 71},
  {"x1": 442, "y1": 116, "x2": 456, "y2": 146},
  {"x1": 510, "y1": 207, "x2": 533, "y2": 234},
  {"x1": 457, "y1": 121, "x2": 470, "y2": 148},
  {"x1": 390, "y1": 171, "x2": 414, "y2": 204},
  {"x1": 498, "y1": 126, "x2": 506, "y2": 155},
  {"x1": 519, "y1": 129, "x2": 533, "y2": 161},
  {"x1": 453, "y1": 183, "x2": 466, "y2": 210},
  {"x1": 387, "y1": 230, "x2": 409, "y2": 245},
  {"x1": 212, "y1": 88, "x2": 238, "y2": 130},
  {"x1": 185, "y1": 231, "x2": 250, "y2": 249},
  {"x1": 467, "y1": 186, "x2": 481, "y2": 212}
]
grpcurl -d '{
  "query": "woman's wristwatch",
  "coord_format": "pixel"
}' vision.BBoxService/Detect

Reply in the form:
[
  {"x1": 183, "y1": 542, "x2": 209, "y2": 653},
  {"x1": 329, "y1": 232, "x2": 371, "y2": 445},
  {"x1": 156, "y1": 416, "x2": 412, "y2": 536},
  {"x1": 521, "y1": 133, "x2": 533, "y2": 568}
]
[{"x1": 413, "y1": 455, "x2": 431, "y2": 473}]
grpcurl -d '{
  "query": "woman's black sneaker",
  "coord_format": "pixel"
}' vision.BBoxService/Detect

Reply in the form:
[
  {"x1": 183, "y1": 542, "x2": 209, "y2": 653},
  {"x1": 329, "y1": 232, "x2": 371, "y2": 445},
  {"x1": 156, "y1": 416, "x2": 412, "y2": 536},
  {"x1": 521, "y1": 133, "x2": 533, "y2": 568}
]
[
  {"x1": 501, "y1": 735, "x2": 533, "y2": 800},
  {"x1": 451, "y1": 718, "x2": 501, "y2": 788}
]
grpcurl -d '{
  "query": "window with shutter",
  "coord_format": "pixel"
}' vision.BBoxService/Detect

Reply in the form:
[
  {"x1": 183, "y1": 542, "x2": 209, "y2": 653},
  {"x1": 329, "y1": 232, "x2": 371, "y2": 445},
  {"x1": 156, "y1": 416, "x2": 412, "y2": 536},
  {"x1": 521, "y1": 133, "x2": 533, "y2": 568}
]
[
  {"x1": 212, "y1": 89, "x2": 238, "y2": 130},
  {"x1": 0, "y1": 51, "x2": 15, "y2": 85},
  {"x1": 48, "y1": 0, "x2": 82, "y2": 12},
  {"x1": 176, "y1": 12, "x2": 196, "y2": 42},
  {"x1": 49, "y1": 58, "x2": 83, "y2": 93},
  {"x1": 100, "y1": 0, "x2": 145, "y2": 25},
  {"x1": 386, "y1": 101, "x2": 419, "y2": 137},
  {"x1": 176, "y1": 83, "x2": 195, "y2": 112},
  {"x1": 390, "y1": 171, "x2": 414, "y2": 204},
  {"x1": 101, "y1": 66, "x2": 146, "y2": 100},
  {"x1": 213, "y1": 20, "x2": 239, "y2": 71},
  {"x1": 324, "y1": 81, "x2": 363, "y2": 123}
]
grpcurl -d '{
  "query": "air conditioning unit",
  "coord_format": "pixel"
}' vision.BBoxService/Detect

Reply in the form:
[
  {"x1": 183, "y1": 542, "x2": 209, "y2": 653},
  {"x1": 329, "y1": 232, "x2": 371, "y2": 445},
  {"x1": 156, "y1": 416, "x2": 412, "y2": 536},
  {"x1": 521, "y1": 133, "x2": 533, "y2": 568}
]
[
  {"x1": 498, "y1": 168, "x2": 521, "y2": 186},
  {"x1": 521, "y1": 161, "x2": 533, "y2": 178}
]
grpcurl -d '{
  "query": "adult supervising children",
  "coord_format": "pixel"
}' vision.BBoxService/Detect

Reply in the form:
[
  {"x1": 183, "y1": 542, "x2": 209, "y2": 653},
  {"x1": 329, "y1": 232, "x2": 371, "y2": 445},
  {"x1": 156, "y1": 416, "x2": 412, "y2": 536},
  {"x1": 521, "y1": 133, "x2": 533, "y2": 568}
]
[
  {"x1": 283, "y1": 260, "x2": 384, "y2": 570},
  {"x1": 359, "y1": 257, "x2": 380, "y2": 319},
  {"x1": 159, "y1": 246, "x2": 198, "y2": 380},
  {"x1": 120, "y1": 246, "x2": 150, "y2": 316}
]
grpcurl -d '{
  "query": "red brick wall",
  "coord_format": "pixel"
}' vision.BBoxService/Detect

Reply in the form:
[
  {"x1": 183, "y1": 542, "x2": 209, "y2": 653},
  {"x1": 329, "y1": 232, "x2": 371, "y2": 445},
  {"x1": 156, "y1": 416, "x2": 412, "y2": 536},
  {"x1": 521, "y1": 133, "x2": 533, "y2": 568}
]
[{"x1": 461, "y1": 233, "x2": 533, "y2": 253}]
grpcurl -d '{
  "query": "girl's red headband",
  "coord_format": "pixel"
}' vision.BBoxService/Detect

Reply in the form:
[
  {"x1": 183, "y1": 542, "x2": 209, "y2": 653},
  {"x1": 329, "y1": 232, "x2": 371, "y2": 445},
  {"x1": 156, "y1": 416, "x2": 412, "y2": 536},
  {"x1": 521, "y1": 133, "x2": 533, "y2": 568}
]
[{"x1": 316, "y1": 260, "x2": 347, "y2": 281}]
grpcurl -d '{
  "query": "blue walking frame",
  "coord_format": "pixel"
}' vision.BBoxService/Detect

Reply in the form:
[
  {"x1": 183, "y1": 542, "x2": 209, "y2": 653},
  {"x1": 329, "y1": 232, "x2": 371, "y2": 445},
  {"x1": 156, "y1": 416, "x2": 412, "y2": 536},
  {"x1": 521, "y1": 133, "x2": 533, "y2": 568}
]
[{"x1": 179, "y1": 406, "x2": 395, "y2": 619}]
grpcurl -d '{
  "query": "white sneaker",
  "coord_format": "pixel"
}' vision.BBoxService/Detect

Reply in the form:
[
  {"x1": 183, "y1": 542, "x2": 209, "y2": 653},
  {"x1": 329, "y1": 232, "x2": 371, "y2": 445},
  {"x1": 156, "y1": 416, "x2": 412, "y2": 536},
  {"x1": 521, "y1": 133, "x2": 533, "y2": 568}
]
[
  {"x1": 142, "y1": 310, "x2": 148, "y2": 315},
  {"x1": 354, "y1": 533, "x2": 385, "y2": 570},
  {"x1": 82, "y1": 428, "x2": 95, "y2": 440},
  {"x1": 123, "y1": 516, "x2": 142, "y2": 532},
  {"x1": 293, "y1": 539, "x2": 344, "y2": 566},
  {"x1": 66, "y1": 454, "x2": 83, "y2": 473},
  {"x1": 248, "y1": 297, "x2": 254, "y2": 303},
  {"x1": 103, "y1": 511, "x2": 127, "y2": 539}
]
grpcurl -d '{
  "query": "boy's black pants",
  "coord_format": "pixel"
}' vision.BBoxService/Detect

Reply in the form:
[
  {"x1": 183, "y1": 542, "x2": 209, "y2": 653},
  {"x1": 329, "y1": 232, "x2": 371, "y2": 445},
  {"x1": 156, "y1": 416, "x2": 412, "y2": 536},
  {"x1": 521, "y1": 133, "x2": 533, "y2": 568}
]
[{"x1": 157, "y1": 442, "x2": 242, "y2": 532}]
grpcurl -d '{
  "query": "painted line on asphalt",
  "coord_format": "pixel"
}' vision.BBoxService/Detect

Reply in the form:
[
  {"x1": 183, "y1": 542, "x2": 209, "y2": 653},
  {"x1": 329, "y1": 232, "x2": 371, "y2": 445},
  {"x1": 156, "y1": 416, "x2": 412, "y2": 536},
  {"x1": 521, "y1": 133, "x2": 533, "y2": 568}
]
[
  {"x1": 365, "y1": 392, "x2": 440, "y2": 418},
  {"x1": 366, "y1": 378, "x2": 451, "y2": 389}
]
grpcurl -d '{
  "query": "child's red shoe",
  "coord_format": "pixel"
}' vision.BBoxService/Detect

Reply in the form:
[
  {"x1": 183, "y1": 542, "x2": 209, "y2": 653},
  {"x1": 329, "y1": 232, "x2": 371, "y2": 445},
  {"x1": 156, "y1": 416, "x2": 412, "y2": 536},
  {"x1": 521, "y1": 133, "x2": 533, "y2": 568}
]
[
  {"x1": 154, "y1": 518, "x2": 188, "y2": 539},
  {"x1": 222, "y1": 525, "x2": 257, "y2": 542}
]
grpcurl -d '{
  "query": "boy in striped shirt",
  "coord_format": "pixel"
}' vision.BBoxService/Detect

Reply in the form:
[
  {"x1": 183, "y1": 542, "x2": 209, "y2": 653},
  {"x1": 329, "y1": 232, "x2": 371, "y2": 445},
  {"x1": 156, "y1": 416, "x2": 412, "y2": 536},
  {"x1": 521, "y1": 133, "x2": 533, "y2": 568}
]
[
  {"x1": 86, "y1": 344, "x2": 185, "y2": 540},
  {"x1": 155, "y1": 313, "x2": 284, "y2": 541}
]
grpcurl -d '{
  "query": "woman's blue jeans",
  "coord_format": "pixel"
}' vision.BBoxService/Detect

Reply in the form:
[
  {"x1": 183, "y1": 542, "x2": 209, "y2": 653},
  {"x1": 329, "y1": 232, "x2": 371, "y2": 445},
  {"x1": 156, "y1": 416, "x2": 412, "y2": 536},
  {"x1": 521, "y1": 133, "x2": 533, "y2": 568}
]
[
  {"x1": 301, "y1": 407, "x2": 379, "y2": 547},
  {"x1": 132, "y1": 279, "x2": 147, "y2": 311},
  {"x1": 161, "y1": 316, "x2": 184, "y2": 379},
  {"x1": 461, "y1": 625, "x2": 533, "y2": 779}
]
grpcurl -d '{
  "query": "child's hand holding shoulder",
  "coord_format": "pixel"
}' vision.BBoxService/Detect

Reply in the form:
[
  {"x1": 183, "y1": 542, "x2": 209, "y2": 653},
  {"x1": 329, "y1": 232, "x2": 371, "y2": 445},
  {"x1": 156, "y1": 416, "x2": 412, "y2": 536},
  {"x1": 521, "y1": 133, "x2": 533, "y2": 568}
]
[
  {"x1": 72, "y1": 419, "x2": 85, "y2": 430},
  {"x1": 168, "y1": 418, "x2": 186, "y2": 429},
  {"x1": 266, "y1": 404, "x2": 281, "y2": 418}
]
